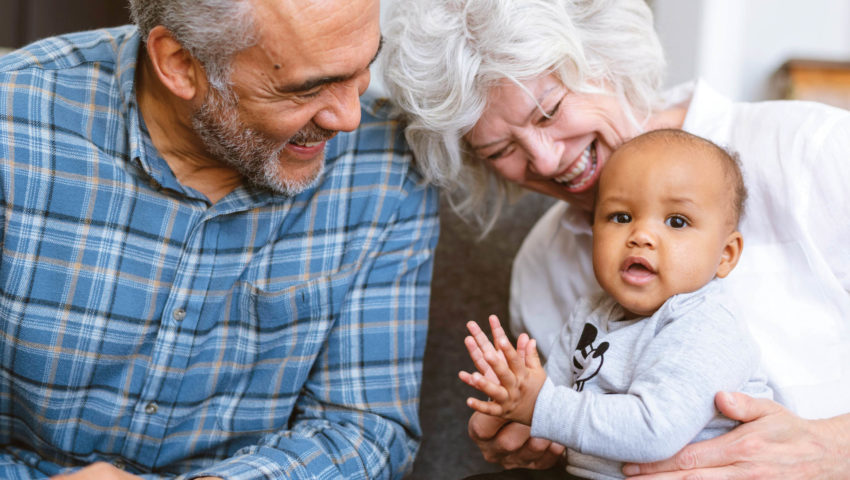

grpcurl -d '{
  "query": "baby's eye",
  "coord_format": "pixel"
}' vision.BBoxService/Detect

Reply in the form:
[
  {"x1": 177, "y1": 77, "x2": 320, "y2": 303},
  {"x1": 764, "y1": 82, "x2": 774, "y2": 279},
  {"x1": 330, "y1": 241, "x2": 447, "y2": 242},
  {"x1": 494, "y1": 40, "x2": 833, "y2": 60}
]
[
  {"x1": 666, "y1": 215, "x2": 689, "y2": 229},
  {"x1": 609, "y1": 212, "x2": 631, "y2": 224}
]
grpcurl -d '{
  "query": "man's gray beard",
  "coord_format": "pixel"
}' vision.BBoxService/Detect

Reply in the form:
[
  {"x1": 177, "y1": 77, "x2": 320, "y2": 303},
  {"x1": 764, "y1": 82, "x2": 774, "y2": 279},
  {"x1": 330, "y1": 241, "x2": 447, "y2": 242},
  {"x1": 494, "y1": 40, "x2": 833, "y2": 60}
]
[{"x1": 191, "y1": 85, "x2": 327, "y2": 196}]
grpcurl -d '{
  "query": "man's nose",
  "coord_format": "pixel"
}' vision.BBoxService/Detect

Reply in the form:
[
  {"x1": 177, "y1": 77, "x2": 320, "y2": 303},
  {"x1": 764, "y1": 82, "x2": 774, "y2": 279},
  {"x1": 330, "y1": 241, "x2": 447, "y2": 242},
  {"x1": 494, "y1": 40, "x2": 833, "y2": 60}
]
[{"x1": 314, "y1": 72, "x2": 370, "y2": 133}]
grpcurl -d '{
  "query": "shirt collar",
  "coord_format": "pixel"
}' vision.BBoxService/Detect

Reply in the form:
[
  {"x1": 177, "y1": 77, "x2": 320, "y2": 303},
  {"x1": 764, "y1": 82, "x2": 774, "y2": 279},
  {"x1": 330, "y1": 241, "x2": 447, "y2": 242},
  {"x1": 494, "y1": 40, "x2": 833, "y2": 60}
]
[
  {"x1": 118, "y1": 29, "x2": 184, "y2": 198},
  {"x1": 115, "y1": 27, "x2": 150, "y2": 175},
  {"x1": 680, "y1": 79, "x2": 734, "y2": 145}
]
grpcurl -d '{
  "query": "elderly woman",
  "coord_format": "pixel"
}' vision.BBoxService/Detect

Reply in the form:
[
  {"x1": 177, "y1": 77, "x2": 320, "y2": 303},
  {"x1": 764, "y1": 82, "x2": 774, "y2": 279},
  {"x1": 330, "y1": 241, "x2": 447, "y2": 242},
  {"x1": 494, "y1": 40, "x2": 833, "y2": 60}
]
[{"x1": 381, "y1": 0, "x2": 850, "y2": 477}]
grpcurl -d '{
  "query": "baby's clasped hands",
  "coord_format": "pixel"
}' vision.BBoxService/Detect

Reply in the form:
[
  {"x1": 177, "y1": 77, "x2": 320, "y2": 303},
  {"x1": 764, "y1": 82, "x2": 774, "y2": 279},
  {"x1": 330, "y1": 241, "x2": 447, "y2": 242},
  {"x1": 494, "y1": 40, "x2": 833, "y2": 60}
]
[{"x1": 458, "y1": 314, "x2": 547, "y2": 425}]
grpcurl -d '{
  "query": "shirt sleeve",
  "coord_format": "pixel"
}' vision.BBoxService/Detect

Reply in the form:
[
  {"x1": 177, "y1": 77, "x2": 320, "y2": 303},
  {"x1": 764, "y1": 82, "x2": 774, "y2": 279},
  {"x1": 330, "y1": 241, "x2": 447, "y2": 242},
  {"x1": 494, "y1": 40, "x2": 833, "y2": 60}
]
[
  {"x1": 798, "y1": 111, "x2": 850, "y2": 292},
  {"x1": 188, "y1": 177, "x2": 440, "y2": 480},
  {"x1": 531, "y1": 304, "x2": 762, "y2": 463}
]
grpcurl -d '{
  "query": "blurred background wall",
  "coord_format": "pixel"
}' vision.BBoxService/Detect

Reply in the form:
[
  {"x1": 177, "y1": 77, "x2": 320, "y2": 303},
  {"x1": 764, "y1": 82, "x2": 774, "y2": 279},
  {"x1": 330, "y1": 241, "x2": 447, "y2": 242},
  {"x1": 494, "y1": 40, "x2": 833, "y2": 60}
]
[{"x1": 652, "y1": 0, "x2": 850, "y2": 102}]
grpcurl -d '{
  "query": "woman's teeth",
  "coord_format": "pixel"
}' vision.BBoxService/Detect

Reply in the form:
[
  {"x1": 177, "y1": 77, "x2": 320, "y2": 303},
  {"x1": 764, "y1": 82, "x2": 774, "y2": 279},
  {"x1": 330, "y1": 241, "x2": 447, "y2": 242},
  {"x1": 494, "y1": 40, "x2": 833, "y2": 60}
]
[{"x1": 553, "y1": 141, "x2": 597, "y2": 189}]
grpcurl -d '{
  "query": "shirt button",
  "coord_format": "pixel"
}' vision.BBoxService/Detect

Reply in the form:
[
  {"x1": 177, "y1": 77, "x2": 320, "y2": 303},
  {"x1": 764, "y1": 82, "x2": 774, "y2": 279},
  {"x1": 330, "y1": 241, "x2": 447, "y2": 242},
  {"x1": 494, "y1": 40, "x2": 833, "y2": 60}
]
[
  {"x1": 112, "y1": 459, "x2": 126, "y2": 470},
  {"x1": 172, "y1": 308, "x2": 186, "y2": 322},
  {"x1": 144, "y1": 402, "x2": 158, "y2": 415}
]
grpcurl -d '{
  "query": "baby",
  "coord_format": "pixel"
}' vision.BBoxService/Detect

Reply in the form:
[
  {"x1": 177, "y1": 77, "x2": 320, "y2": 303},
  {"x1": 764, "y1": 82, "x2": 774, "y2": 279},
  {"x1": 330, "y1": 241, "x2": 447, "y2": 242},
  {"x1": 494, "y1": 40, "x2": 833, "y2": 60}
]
[{"x1": 460, "y1": 129, "x2": 773, "y2": 479}]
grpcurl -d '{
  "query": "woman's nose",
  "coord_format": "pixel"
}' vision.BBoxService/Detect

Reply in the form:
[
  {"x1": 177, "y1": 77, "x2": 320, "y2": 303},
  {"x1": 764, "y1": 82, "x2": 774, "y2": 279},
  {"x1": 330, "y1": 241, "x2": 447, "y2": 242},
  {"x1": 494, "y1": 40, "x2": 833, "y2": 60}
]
[{"x1": 525, "y1": 136, "x2": 563, "y2": 176}]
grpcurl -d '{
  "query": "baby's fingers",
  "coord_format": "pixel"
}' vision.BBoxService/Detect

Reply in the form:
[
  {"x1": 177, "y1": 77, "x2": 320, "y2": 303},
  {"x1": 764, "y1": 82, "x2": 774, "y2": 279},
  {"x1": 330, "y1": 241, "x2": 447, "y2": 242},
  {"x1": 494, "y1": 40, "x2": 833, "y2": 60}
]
[
  {"x1": 516, "y1": 333, "x2": 529, "y2": 362},
  {"x1": 467, "y1": 321, "x2": 499, "y2": 358},
  {"x1": 525, "y1": 338, "x2": 543, "y2": 370},
  {"x1": 491, "y1": 332, "x2": 526, "y2": 378},
  {"x1": 465, "y1": 396, "x2": 505, "y2": 417},
  {"x1": 483, "y1": 348, "x2": 519, "y2": 390},
  {"x1": 488, "y1": 315, "x2": 510, "y2": 349},
  {"x1": 464, "y1": 334, "x2": 492, "y2": 373},
  {"x1": 460, "y1": 370, "x2": 508, "y2": 402}
]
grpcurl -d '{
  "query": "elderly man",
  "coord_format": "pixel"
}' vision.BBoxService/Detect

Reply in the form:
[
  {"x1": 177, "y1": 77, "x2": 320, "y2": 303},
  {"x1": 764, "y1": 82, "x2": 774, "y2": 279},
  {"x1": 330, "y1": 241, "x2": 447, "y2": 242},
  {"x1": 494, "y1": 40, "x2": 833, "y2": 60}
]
[{"x1": 0, "y1": 0, "x2": 438, "y2": 479}]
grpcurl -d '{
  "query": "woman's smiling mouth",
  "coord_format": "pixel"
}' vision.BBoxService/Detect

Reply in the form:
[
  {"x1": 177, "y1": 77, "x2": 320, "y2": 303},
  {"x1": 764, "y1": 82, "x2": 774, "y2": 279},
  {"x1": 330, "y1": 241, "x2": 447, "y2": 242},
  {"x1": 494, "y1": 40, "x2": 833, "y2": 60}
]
[{"x1": 553, "y1": 140, "x2": 598, "y2": 191}]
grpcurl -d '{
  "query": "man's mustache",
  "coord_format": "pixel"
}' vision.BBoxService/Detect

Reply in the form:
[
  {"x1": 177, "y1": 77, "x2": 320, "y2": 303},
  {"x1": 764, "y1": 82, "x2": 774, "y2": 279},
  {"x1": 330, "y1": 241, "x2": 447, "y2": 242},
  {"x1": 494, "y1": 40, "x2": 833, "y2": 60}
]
[{"x1": 288, "y1": 125, "x2": 336, "y2": 144}]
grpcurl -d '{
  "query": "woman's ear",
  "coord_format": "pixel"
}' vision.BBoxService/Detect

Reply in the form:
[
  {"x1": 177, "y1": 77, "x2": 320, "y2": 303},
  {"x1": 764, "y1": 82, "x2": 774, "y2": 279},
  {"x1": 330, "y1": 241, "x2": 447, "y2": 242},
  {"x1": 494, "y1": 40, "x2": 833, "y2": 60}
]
[
  {"x1": 144, "y1": 25, "x2": 205, "y2": 101},
  {"x1": 715, "y1": 231, "x2": 743, "y2": 278}
]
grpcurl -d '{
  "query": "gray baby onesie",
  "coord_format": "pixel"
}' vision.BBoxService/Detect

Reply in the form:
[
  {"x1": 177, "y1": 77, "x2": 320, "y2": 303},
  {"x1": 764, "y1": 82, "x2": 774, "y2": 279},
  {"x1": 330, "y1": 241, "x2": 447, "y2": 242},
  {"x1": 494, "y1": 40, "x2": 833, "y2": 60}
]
[{"x1": 530, "y1": 281, "x2": 773, "y2": 479}]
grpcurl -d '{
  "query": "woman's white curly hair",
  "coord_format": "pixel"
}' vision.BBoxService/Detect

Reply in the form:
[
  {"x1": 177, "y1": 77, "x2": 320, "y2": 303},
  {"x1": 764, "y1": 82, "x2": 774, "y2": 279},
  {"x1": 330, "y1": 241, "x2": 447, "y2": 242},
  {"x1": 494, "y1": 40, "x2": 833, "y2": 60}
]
[{"x1": 381, "y1": 0, "x2": 666, "y2": 231}]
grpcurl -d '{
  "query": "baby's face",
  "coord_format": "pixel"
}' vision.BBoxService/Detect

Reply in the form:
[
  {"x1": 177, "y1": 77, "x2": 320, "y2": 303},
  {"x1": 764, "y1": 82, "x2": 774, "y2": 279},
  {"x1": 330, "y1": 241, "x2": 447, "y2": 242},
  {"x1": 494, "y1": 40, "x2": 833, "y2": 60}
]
[{"x1": 591, "y1": 140, "x2": 740, "y2": 319}]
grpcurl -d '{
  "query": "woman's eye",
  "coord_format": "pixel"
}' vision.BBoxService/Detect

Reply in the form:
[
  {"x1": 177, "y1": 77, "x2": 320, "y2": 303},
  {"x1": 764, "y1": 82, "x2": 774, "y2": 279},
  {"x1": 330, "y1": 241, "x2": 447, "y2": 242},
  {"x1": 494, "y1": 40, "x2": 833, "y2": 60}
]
[
  {"x1": 537, "y1": 99, "x2": 563, "y2": 125},
  {"x1": 666, "y1": 215, "x2": 689, "y2": 229},
  {"x1": 609, "y1": 212, "x2": 631, "y2": 224},
  {"x1": 484, "y1": 145, "x2": 514, "y2": 161}
]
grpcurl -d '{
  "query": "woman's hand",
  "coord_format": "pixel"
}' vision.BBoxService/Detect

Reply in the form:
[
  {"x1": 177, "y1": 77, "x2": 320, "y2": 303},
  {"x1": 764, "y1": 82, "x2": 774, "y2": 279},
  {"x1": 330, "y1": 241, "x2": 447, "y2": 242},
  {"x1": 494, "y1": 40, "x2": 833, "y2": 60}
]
[
  {"x1": 622, "y1": 391, "x2": 850, "y2": 479},
  {"x1": 468, "y1": 411, "x2": 565, "y2": 470}
]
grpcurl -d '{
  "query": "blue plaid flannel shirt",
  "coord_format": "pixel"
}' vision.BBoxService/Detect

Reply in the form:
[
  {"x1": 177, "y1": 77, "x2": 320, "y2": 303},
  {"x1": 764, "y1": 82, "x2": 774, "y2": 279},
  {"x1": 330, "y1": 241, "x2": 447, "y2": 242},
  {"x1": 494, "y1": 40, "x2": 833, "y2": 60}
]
[{"x1": 0, "y1": 26, "x2": 439, "y2": 479}]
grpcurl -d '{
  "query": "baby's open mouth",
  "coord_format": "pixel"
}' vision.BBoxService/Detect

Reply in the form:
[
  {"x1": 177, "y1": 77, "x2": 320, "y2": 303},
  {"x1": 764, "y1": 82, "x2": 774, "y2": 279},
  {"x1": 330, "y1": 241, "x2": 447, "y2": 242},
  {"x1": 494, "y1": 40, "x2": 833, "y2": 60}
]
[
  {"x1": 626, "y1": 263, "x2": 652, "y2": 274},
  {"x1": 620, "y1": 257, "x2": 656, "y2": 285}
]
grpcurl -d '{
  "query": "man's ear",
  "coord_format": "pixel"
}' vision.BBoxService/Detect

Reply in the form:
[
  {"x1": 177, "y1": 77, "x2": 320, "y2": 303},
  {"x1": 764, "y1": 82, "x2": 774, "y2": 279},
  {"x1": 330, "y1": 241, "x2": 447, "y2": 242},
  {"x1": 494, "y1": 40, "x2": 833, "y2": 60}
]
[
  {"x1": 715, "y1": 231, "x2": 743, "y2": 278},
  {"x1": 144, "y1": 25, "x2": 205, "y2": 101}
]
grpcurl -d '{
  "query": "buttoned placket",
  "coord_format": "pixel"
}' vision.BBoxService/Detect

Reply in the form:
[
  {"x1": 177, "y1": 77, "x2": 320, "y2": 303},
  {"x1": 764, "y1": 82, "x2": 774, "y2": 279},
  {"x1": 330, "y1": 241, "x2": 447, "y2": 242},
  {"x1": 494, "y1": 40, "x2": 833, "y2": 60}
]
[{"x1": 121, "y1": 208, "x2": 222, "y2": 464}]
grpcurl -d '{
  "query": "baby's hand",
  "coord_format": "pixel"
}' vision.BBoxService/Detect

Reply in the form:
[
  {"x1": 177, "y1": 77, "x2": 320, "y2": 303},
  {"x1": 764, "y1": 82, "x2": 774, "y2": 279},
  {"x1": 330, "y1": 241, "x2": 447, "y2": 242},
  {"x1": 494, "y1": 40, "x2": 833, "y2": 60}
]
[
  {"x1": 460, "y1": 315, "x2": 506, "y2": 384},
  {"x1": 459, "y1": 315, "x2": 547, "y2": 425}
]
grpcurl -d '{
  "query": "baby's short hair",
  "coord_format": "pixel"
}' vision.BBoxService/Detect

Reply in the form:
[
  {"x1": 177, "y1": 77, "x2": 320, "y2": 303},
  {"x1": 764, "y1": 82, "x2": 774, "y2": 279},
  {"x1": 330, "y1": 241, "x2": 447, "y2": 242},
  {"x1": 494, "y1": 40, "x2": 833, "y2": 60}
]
[{"x1": 614, "y1": 129, "x2": 748, "y2": 227}]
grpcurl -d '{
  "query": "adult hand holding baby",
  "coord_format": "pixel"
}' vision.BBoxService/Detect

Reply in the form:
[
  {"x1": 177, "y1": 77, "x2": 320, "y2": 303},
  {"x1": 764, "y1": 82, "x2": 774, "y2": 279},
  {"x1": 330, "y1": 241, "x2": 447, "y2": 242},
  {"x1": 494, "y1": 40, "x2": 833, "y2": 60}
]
[{"x1": 623, "y1": 392, "x2": 847, "y2": 479}]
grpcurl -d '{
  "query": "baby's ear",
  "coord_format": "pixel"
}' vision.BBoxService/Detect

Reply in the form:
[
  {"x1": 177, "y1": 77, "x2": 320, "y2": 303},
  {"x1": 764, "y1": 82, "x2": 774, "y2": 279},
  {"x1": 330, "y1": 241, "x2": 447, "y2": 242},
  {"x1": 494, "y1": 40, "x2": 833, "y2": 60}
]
[{"x1": 715, "y1": 231, "x2": 743, "y2": 278}]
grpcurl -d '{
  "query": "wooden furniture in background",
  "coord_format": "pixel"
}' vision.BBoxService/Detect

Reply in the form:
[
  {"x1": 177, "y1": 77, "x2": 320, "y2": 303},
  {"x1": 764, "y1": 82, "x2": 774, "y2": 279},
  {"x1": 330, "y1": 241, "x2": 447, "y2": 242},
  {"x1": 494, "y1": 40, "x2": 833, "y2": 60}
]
[{"x1": 774, "y1": 58, "x2": 850, "y2": 110}]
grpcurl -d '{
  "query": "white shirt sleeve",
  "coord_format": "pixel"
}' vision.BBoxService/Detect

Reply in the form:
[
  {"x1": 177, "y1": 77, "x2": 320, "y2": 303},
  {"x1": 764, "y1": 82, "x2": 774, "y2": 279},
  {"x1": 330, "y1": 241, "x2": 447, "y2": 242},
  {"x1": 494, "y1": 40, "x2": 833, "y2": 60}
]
[{"x1": 797, "y1": 111, "x2": 850, "y2": 292}]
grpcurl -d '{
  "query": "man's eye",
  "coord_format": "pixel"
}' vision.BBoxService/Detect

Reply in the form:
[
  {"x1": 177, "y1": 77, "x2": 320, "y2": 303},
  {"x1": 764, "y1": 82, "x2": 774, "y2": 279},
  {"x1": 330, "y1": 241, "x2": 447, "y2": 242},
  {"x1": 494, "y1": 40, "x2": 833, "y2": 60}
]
[
  {"x1": 666, "y1": 215, "x2": 689, "y2": 229},
  {"x1": 609, "y1": 212, "x2": 631, "y2": 224},
  {"x1": 297, "y1": 89, "x2": 323, "y2": 99}
]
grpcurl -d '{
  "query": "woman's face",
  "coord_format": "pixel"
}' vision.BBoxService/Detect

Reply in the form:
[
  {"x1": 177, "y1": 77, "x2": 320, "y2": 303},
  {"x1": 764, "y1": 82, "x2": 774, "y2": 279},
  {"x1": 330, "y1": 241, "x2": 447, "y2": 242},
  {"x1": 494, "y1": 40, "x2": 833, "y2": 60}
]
[{"x1": 464, "y1": 74, "x2": 639, "y2": 212}]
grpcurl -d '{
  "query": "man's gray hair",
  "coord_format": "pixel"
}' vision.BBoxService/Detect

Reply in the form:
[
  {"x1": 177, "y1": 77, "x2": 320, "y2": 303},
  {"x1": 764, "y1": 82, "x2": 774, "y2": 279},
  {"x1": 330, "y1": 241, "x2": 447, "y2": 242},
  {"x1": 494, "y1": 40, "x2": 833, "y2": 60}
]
[
  {"x1": 129, "y1": 0, "x2": 257, "y2": 90},
  {"x1": 381, "y1": 0, "x2": 666, "y2": 231}
]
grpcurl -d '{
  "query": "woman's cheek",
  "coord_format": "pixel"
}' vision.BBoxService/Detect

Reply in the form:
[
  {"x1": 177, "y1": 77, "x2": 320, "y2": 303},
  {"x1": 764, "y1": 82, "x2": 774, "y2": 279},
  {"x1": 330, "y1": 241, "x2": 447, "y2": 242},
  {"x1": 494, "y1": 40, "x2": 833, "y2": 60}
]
[{"x1": 488, "y1": 160, "x2": 523, "y2": 183}]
